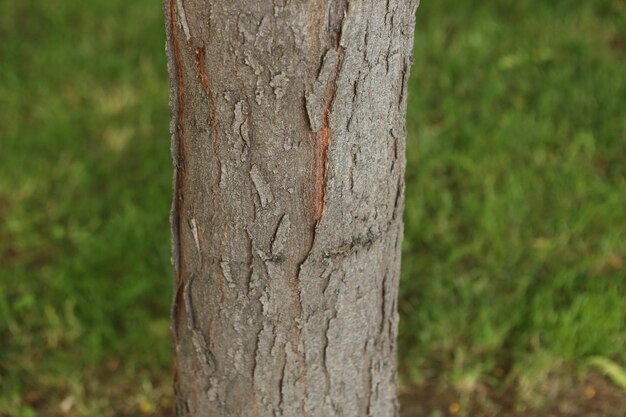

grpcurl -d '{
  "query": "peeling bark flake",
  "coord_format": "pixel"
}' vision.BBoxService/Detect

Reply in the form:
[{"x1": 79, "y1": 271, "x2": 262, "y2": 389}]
[
  {"x1": 250, "y1": 165, "x2": 273, "y2": 208},
  {"x1": 271, "y1": 214, "x2": 291, "y2": 256},
  {"x1": 176, "y1": 0, "x2": 192, "y2": 43},
  {"x1": 189, "y1": 218, "x2": 202, "y2": 266}
]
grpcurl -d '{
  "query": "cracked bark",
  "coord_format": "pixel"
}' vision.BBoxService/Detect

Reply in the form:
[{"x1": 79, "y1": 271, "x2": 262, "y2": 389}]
[{"x1": 164, "y1": 0, "x2": 418, "y2": 416}]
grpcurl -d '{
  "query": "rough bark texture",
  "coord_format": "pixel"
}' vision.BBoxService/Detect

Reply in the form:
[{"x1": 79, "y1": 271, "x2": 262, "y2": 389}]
[{"x1": 163, "y1": 1, "x2": 418, "y2": 416}]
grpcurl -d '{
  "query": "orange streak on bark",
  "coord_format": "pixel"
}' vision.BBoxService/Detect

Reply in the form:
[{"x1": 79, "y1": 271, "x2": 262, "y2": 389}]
[
  {"x1": 194, "y1": 47, "x2": 210, "y2": 91},
  {"x1": 313, "y1": 50, "x2": 344, "y2": 223}
]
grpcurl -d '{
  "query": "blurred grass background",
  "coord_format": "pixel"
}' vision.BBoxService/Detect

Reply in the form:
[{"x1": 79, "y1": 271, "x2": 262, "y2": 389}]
[{"x1": 1, "y1": 0, "x2": 625, "y2": 416}]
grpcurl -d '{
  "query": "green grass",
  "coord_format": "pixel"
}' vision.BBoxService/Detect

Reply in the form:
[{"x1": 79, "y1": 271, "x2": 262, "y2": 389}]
[
  {"x1": 0, "y1": 1, "x2": 172, "y2": 414},
  {"x1": 1, "y1": 0, "x2": 625, "y2": 415},
  {"x1": 399, "y1": 0, "x2": 626, "y2": 387}
]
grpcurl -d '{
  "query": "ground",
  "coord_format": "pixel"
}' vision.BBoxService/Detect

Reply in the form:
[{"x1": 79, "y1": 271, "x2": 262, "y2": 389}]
[
  {"x1": 400, "y1": 371, "x2": 626, "y2": 417},
  {"x1": 1, "y1": 0, "x2": 625, "y2": 416}
]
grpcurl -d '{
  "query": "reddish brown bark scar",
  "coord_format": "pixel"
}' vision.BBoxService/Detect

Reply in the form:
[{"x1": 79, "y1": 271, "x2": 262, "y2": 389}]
[
  {"x1": 313, "y1": 50, "x2": 344, "y2": 223},
  {"x1": 194, "y1": 47, "x2": 210, "y2": 91}
]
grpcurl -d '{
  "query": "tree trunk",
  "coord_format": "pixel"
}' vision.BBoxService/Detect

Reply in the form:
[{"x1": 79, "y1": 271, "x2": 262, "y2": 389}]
[{"x1": 163, "y1": 0, "x2": 417, "y2": 416}]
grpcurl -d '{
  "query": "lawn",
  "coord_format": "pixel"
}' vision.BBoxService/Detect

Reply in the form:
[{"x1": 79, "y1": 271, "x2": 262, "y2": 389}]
[{"x1": 1, "y1": 0, "x2": 625, "y2": 416}]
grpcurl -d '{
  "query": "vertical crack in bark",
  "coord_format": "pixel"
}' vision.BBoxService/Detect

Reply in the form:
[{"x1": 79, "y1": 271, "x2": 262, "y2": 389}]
[
  {"x1": 365, "y1": 339, "x2": 375, "y2": 417},
  {"x1": 217, "y1": 258, "x2": 225, "y2": 303},
  {"x1": 278, "y1": 344, "x2": 288, "y2": 413},
  {"x1": 398, "y1": 57, "x2": 410, "y2": 109},
  {"x1": 271, "y1": 214, "x2": 291, "y2": 257},
  {"x1": 380, "y1": 272, "x2": 387, "y2": 336},
  {"x1": 246, "y1": 234, "x2": 254, "y2": 294},
  {"x1": 327, "y1": 0, "x2": 348, "y2": 48},
  {"x1": 392, "y1": 174, "x2": 403, "y2": 221},
  {"x1": 323, "y1": 311, "x2": 334, "y2": 401}
]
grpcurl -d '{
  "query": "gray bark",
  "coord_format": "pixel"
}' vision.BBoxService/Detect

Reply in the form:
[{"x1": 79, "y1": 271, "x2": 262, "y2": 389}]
[{"x1": 163, "y1": 1, "x2": 418, "y2": 416}]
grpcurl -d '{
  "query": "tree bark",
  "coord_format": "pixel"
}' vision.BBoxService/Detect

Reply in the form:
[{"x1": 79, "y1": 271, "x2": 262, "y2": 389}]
[{"x1": 163, "y1": 0, "x2": 417, "y2": 416}]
